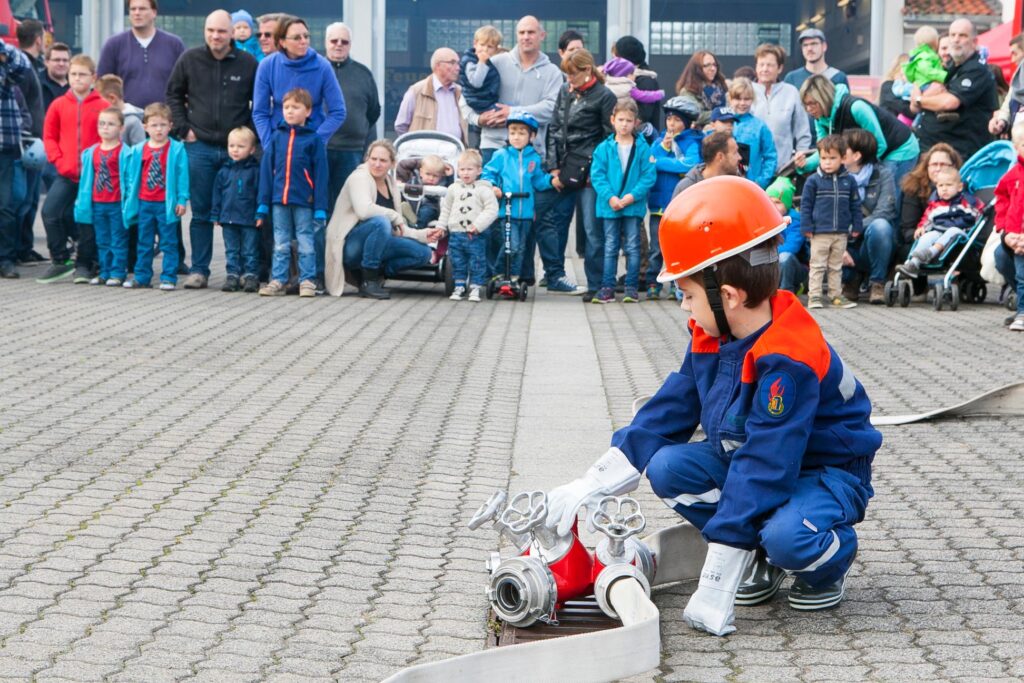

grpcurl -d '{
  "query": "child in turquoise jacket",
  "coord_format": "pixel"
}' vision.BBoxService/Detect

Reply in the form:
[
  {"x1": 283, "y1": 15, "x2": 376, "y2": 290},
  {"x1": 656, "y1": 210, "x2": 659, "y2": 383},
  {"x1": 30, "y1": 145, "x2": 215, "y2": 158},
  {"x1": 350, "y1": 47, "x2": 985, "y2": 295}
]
[
  {"x1": 589, "y1": 101, "x2": 657, "y2": 304},
  {"x1": 481, "y1": 111, "x2": 553, "y2": 279},
  {"x1": 123, "y1": 104, "x2": 190, "y2": 289}
]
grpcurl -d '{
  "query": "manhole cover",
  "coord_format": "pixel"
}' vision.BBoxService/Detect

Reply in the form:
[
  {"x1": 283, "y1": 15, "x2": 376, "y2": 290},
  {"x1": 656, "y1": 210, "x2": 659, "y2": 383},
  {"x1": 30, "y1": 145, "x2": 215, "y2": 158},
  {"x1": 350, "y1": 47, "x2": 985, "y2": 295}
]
[{"x1": 487, "y1": 597, "x2": 621, "y2": 647}]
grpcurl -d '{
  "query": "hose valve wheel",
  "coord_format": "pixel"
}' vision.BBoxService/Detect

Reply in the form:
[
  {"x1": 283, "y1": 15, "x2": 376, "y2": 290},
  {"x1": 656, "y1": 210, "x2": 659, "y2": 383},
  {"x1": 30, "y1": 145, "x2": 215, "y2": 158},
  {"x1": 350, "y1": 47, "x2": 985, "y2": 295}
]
[
  {"x1": 591, "y1": 496, "x2": 646, "y2": 558},
  {"x1": 468, "y1": 490, "x2": 507, "y2": 530}
]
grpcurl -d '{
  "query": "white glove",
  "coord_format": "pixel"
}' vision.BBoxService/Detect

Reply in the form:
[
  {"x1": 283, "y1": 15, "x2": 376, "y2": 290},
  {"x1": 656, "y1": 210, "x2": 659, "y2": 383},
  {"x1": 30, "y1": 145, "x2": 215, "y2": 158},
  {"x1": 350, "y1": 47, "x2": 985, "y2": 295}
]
[
  {"x1": 544, "y1": 448, "x2": 641, "y2": 537},
  {"x1": 683, "y1": 543, "x2": 755, "y2": 636}
]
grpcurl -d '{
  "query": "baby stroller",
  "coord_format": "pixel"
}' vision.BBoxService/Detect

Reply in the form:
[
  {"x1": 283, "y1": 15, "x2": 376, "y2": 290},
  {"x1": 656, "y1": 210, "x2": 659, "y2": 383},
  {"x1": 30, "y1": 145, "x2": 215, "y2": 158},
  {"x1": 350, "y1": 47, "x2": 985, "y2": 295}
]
[
  {"x1": 388, "y1": 131, "x2": 463, "y2": 296},
  {"x1": 885, "y1": 140, "x2": 1016, "y2": 310}
]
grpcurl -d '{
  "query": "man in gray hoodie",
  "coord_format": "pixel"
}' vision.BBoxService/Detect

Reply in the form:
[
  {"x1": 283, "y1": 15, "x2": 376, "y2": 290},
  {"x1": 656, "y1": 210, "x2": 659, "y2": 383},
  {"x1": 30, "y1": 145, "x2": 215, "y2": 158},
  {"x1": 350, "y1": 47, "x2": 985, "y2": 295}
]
[{"x1": 460, "y1": 16, "x2": 562, "y2": 164}]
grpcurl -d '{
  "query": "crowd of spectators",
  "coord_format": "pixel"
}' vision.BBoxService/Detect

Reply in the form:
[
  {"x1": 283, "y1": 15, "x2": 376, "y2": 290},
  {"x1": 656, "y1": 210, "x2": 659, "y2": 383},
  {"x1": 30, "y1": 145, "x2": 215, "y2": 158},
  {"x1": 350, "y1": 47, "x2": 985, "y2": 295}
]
[{"x1": 1, "y1": 7, "x2": 1023, "y2": 324}]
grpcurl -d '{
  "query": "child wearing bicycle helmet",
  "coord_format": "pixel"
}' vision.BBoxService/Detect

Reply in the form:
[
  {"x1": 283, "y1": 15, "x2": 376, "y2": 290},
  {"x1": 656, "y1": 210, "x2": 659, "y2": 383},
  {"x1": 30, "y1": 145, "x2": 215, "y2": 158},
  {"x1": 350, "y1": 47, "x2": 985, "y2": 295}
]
[
  {"x1": 646, "y1": 95, "x2": 705, "y2": 299},
  {"x1": 481, "y1": 111, "x2": 553, "y2": 280}
]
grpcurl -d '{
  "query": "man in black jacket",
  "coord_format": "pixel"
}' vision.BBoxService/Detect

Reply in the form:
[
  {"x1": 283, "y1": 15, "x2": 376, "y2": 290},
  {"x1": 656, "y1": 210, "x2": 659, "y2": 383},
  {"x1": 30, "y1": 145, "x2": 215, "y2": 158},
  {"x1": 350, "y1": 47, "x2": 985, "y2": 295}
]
[
  {"x1": 165, "y1": 9, "x2": 257, "y2": 289},
  {"x1": 911, "y1": 18, "x2": 996, "y2": 161},
  {"x1": 325, "y1": 22, "x2": 380, "y2": 218},
  {"x1": 14, "y1": 20, "x2": 46, "y2": 265}
]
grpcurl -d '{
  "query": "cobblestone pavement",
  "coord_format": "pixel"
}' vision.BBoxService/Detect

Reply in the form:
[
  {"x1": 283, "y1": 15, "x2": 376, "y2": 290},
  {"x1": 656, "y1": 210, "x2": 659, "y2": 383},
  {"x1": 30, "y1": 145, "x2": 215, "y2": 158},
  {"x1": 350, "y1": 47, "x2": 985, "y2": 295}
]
[{"x1": 2, "y1": 256, "x2": 1023, "y2": 682}]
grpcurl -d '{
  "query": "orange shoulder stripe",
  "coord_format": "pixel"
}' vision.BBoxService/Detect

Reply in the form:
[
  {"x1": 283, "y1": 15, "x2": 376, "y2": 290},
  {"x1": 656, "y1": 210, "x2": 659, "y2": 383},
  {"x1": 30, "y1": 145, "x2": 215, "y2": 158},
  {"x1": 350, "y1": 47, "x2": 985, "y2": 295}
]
[{"x1": 741, "y1": 291, "x2": 831, "y2": 382}]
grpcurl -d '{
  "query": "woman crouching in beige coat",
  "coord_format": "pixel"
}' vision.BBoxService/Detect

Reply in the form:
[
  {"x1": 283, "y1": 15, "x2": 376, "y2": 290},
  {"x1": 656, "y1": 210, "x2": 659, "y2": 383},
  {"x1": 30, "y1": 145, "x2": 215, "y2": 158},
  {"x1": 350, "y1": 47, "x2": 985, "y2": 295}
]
[{"x1": 325, "y1": 140, "x2": 443, "y2": 299}]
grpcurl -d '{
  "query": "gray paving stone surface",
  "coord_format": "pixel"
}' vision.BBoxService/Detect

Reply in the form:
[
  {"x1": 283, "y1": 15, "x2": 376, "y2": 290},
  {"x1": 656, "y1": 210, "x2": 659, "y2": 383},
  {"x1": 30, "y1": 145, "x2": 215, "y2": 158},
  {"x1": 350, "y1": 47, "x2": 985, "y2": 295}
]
[{"x1": 2, "y1": 250, "x2": 1023, "y2": 682}]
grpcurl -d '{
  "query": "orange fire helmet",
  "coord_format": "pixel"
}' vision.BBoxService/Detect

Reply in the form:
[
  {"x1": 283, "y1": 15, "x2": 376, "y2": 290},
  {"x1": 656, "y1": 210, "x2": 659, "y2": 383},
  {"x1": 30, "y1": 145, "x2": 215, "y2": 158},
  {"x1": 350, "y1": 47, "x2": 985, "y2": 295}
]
[{"x1": 657, "y1": 175, "x2": 789, "y2": 283}]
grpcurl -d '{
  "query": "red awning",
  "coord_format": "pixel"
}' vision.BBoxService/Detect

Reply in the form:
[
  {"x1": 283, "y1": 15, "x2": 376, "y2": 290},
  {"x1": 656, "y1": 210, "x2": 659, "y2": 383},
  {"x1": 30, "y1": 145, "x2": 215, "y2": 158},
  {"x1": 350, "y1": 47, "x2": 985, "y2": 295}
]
[{"x1": 978, "y1": 21, "x2": 1016, "y2": 82}]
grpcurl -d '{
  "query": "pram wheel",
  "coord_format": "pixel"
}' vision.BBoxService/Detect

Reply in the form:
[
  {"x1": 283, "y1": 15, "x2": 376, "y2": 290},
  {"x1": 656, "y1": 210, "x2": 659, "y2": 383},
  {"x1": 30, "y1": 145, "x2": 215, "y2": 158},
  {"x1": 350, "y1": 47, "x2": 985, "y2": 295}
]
[
  {"x1": 442, "y1": 258, "x2": 454, "y2": 297},
  {"x1": 899, "y1": 280, "x2": 912, "y2": 308},
  {"x1": 933, "y1": 283, "x2": 945, "y2": 311},
  {"x1": 972, "y1": 283, "x2": 987, "y2": 304},
  {"x1": 486, "y1": 279, "x2": 495, "y2": 300},
  {"x1": 949, "y1": 283, "x2": 959, "y2": 311},
  {"x1": 519, "y1": 283, "x2": 529, "y2": 301},
  {"x1": 884, "y1": 281, "x2": 897, "y2": 307},
  {"x1": 1007, "y1": 291, "x2": 1018, "y2": 311}
]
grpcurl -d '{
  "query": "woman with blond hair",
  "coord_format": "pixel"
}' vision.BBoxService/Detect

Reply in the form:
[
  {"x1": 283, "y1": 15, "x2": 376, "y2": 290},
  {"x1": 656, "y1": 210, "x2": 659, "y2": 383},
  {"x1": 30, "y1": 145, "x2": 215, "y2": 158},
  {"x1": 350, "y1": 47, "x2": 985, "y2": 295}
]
[
  {"x1": 324, "y1": 140, "x2": 438, "y2": 299},
  {"x1": 797, "y1": 74, "x2": 919, "y2": 206}
]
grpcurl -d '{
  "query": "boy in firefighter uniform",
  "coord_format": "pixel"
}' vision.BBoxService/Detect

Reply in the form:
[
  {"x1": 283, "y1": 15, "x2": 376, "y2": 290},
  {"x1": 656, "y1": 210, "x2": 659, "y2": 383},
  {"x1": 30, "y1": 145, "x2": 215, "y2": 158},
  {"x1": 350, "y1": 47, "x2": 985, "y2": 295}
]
[{"x1": 542, "y1": 176, "x2": 882, "y2": 636}]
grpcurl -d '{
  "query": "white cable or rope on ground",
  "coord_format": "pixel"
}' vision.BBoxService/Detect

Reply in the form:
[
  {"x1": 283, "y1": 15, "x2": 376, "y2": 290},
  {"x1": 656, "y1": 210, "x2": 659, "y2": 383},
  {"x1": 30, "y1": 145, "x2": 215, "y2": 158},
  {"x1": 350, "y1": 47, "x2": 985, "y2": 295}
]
[{"x1": 381, "y1": 523, "x2": 706, "y2": 683}]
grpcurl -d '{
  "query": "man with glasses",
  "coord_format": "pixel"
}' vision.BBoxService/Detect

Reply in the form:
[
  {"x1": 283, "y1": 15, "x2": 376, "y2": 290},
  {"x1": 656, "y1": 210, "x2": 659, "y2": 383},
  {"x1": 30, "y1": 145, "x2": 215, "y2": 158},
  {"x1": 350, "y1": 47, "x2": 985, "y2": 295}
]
[
  {"x1": 97, "y1": 0, "x2": 185, "y2": 108},
  {"x1": 165, "y1": 9, "x2": 257, "y2": 289},
  {"x1": 256, "y1": 14, "x2": 285, "y2": 58},
  {"x1": 783, "y1": 28, "x2": 848, "y2": 91},
  {"x1": 325, "y1": 22, "x2": 379, "y2": 213},
  {"x1": 394, "y1": 47, "x2": 466, "y2": 142},
  {"x1": 911, "y1": 18, "x2": 997, "y2": 161},
  {"x1": 41, "y1": 44, "x2": 71, "y2": 113}
]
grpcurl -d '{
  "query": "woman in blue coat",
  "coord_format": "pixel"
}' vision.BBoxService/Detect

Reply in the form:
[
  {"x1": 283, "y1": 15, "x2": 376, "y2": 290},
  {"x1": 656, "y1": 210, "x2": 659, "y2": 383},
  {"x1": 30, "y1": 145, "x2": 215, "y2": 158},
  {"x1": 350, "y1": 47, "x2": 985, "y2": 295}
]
[{"x1": 252, "y1": 16, "x2": 346, "y2": 149}]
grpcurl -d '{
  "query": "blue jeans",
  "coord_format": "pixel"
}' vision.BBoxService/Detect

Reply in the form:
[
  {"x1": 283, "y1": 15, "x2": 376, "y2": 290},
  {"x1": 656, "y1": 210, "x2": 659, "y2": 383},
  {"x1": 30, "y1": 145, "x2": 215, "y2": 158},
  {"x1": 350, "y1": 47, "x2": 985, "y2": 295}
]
[
  {"x1": 995, "y1": 241, "x2": 1016, "y2": 288},
  {"x1": 41, "y1": 175, "x2": 79, "y2": 264},
  {"x1": 646, "y1": 214, "x2": 664, "y2": 284},
  {"x1": 327, "y1": 149, "x2": 363, "y2": 220},
  {"x1": 0, "y1": 152, "x2": 18, "y2": 266},
  {"x1": 489, "y1": 217, "x2": 528, "y2": 278},
  {"x1": 343, "y1": 215, "x2": 432, "y2": 275},
  {"x1": 646, "y1": 441, "x2": 869, "y2": 588},
  {"x1": 601, "y1": 216, "x2": 642, "y2": 290},
  {"x1": 448, "y1": 231, "x2": 488, "y2": 287},
  {"x1": 779, "y1": 251, "x2": 804, "y2": 292},
  {"x1": 271, "y1": 205, "x2": 315, "y2": 283},
  {"x1": 531, "y1": 186, "x2": 597, "y2": 282},
  {"x1": 93, "y1": 201, "x2": 128, "y2": 280},
  {"x1": 222, "y1": 224, "x2": 260, "y2": 278},
  {"x1": 846, "y1": 218, "x2": 895, "y2": 285},
  {"x1": 882, "y1": 156, "x2": 917, "y2": 212},
  {"x1": 16, "y1": 164, "x2": 41, "y2": 259},
  {"x1": 1014, "y1": 252, "x2": 1024, "y2": 316},
  {"x1": 135, "y1": 200, "x2": 178, "y2": 285},
  {"x1": 185, "y1": 140, "x2": 229, "y2": 277}
]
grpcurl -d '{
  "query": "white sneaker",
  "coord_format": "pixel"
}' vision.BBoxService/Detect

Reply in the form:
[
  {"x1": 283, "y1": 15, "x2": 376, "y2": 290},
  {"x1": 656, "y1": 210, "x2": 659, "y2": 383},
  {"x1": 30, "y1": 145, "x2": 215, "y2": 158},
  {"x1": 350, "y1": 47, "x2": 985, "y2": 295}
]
[
  {"x1": 449, "y1": 286, "x2": 465, "y2": 301},
  {"x1": 105, "y1": 278, "x2": 122, "y2": 287},
  {"x1": 159, "y1": 281, "x2": 176, "y2": 291},
  {"x1": 468, "y1": 286, "x2": 481, "y2": 302},
  {"x1": 1010, "y1": 315, "x2": 1024, "y2": 332}
]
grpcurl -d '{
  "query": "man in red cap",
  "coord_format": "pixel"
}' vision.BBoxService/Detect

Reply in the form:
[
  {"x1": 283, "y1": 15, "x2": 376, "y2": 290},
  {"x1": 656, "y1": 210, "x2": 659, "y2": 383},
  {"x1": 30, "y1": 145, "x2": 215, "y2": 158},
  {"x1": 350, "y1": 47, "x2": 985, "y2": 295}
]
[{"x1": 541, "y1": 176, "x2": 882, "y2": 636}]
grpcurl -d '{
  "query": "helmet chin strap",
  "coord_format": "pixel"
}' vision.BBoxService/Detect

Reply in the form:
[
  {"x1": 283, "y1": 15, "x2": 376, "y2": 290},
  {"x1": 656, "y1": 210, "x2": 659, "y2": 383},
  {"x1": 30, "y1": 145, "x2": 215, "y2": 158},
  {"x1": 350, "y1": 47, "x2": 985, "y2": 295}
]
[{"x1": 701, "y1": 268, "x2": 732, "y2": 340}]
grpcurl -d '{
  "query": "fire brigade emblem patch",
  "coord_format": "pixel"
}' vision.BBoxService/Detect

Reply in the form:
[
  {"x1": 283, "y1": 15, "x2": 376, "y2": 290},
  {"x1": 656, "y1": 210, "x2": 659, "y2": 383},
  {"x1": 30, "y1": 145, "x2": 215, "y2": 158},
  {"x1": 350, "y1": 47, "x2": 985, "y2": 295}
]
[{"x1": 761, "y1": 372, "x2": 794, "y2": 418}]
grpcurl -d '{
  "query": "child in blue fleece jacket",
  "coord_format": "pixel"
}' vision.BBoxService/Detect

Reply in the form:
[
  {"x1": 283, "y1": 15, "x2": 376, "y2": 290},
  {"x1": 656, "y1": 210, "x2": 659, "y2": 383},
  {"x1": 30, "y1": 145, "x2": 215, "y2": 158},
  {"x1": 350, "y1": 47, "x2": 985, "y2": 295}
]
[{"x1": 256, "y1": 88, "x2": 328, "y2": 297}]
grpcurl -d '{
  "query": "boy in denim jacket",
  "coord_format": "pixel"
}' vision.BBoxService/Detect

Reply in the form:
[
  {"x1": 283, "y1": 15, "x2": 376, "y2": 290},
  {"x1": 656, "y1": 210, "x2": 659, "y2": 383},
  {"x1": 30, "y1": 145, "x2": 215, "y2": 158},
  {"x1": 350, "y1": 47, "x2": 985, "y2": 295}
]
[{"x1": 212, "y1": 127, "x2": 261, "y2": 293}]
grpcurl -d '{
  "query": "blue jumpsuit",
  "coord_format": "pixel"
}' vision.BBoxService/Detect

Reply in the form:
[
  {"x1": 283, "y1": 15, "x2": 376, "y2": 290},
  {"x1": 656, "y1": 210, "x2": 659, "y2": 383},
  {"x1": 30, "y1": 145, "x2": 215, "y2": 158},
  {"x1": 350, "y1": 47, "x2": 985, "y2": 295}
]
[{"x1": 613, "y1": 290, "x2": 882, "y2": 587}]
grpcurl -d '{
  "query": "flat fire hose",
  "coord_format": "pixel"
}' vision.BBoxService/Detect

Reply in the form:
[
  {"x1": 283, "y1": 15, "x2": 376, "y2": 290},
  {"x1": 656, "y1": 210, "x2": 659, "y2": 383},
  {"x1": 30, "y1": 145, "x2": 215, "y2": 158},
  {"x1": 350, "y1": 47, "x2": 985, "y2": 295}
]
[
  {"x1": 380, "y1": 523, "x2": 707, "y2": 683},
  {"x1": 869, "y1": 381, "x2": 1024, "y2": 425}
]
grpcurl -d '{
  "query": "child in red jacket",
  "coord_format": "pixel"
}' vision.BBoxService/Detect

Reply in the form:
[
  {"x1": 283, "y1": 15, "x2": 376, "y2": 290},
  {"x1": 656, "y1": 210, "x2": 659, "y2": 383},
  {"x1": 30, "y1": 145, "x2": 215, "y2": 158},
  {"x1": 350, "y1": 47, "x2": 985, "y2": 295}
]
[
  {"x1": 37, "y1": 54, "x2": 108, "y2": 284},
  {"x1": 994, "y1": 124, "x2": 1024, "y2": 331}
]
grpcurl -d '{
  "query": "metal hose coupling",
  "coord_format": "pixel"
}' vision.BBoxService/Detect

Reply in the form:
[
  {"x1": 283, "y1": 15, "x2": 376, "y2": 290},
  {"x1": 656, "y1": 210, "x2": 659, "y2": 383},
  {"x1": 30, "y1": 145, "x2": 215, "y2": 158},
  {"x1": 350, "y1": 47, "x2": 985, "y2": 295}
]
[{"x1": 487, "y1": 554, "x2": 559, "y2": 628}]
